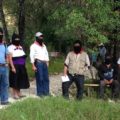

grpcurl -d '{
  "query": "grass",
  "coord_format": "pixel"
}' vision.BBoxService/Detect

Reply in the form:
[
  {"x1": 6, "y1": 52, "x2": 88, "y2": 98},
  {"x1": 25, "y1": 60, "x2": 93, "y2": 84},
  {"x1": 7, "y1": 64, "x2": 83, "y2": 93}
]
[
  {"x1": 0, "y1": 97, "x2": 120, "y2": 120},
  {"x1": 26, "y1": 57, "x2": 64, "y2": 79},
  {"x1": 48, "y1": 57, "x2": 64, "y2": 74}
]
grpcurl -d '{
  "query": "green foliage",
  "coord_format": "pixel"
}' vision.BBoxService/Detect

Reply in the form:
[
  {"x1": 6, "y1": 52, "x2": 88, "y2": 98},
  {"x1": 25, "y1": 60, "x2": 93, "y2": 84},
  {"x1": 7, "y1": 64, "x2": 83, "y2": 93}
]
[
  {"x1": 0, "y1": 97, "x2": 120, "y2": 120},
  {"x1": 2, "y1": 0, "x2": 120, "y2": 52},
  {"x1": 49, "y1": 57, "x2": 64, "y2": 74}
]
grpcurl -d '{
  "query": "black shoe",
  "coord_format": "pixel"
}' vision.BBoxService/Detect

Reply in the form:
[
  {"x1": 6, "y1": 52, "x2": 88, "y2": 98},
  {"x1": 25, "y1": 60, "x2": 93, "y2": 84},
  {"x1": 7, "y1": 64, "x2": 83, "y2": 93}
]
[
  {"x1": 19, "y1": 95, "x2": 26, "y2": 98},
  {"x1": 1, "y1": 101, "x2": 10, "y2": 105}
]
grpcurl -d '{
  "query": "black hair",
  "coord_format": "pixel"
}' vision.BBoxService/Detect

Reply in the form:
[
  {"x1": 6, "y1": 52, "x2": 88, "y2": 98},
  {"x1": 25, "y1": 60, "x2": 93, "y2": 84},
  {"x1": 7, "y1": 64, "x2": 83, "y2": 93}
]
[{"x1": 12, "y1": 33, "x2": 20, "y2": 41}]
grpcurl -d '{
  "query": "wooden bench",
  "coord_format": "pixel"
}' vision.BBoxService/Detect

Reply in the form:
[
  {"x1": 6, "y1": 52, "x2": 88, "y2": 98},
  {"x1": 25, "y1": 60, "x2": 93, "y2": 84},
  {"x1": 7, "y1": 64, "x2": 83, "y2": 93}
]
[{"x1": 84, "y1": 83, "x2": 99, "y2": 97}]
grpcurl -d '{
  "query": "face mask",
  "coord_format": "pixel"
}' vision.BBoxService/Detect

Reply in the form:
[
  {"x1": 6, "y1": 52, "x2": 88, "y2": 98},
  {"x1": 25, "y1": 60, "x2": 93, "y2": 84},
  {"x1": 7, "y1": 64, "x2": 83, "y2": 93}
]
[
  {"x1": 74, "y1": 46, "x2": 81, "y2": 54},
  {"x1": 36, "y1": 37, "x2": 43, "y2": 46},
  {"x1": 0, "y1": 35, "x2": 3, "y2": 43},
  {"x1": 13, "y1": 41, "x2": 20, "y2": 46}
]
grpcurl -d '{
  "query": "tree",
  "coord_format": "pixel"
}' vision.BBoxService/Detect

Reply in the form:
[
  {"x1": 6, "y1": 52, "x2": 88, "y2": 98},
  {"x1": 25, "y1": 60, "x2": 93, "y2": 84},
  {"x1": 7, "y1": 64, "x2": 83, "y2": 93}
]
[
  {"x1": 18, "y1": 0, "x2": 25, "y2": 45},
  {"x1": 0, "y1": 0, "x2": 9, "y2": 42}
]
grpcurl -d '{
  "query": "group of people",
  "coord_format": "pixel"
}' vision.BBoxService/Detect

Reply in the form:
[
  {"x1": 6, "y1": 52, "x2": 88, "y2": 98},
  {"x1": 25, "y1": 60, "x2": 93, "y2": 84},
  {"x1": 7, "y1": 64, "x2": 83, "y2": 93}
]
[
  {"x1": 0, "y1": 28, "x2": 49, "y2": 105},
  {"x1": 0, "y1": 27, "x2": 120, "y2": 105},
  {"x1": 62, "y1": 41, "x2": 120, "y2": 100}
]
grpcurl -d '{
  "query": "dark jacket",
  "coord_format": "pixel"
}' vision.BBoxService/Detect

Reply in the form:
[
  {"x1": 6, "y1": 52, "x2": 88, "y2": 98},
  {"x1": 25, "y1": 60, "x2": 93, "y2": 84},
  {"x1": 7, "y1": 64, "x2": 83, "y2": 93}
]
[{"x1": 98, "y1": 64, "x2": 117, "y2": 81}]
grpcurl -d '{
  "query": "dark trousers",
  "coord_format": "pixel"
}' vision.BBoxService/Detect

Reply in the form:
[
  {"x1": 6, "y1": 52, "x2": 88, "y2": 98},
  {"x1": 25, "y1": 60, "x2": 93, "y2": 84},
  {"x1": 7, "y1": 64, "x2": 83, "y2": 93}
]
[
  {"x1": 99, "y1": 80, "x2": 120, "y2": 99},
  {"x1": 62, "y1": 74, "x2": 84, "y2": 100}
]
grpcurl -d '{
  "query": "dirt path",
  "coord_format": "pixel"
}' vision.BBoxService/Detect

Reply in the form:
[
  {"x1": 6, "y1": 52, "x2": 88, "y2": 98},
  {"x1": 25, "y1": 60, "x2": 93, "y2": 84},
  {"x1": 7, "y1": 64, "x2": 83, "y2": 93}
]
[{"x1": 0, "y1": 67, "x2": 98, "y2": 109}]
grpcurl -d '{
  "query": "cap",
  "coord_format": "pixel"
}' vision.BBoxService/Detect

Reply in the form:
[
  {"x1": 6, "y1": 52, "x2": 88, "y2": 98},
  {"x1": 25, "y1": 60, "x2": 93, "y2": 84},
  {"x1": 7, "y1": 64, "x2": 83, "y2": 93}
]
[
  {"x1": 99, "y1": 43, "x2": 104, "y2": 46},
  {"x1": 35, "y1": 32, "x2": 43, "y2": 37}
]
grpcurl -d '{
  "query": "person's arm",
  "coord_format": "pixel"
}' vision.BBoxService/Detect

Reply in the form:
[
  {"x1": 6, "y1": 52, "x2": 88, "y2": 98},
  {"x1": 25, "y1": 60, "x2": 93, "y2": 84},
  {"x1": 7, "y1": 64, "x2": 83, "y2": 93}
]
[
  {"x1": 30, "y1": 45, "x2": 37, "y2": 71},
  {"x1": 64, "y1": 53, "x2": 70, "y2": 76},
  {"x1": 32, "y1": 63, "x2": 37, "y2": 71},
  {"x1": 9, "y1": 53, "x2": 16, "y2": 73},
  {"x1": 44, "y1": 45, "x2": 49, "y2": 67},
  {"x1": 85, "y1": 53, "x2": 90, "y2": 69},
  {"x1": 117, "y1": 58, "x2": 120, "y2": 68},
  {"x1": 64, "y1": 65, "x2": 68, "y2": 76}
]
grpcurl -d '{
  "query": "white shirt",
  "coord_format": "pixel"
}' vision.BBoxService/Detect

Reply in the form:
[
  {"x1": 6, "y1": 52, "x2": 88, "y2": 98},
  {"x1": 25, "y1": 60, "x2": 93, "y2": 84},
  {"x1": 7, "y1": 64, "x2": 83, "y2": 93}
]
[
  {"x1": 30, "y1": 42, "x2": 49, "y2": 63},
  {"x1": 8, "y1": 44, "x2": 25, "y2": 57},
  {"x1": 117, "y1": 58, "x2": 120, "y2": 64}
]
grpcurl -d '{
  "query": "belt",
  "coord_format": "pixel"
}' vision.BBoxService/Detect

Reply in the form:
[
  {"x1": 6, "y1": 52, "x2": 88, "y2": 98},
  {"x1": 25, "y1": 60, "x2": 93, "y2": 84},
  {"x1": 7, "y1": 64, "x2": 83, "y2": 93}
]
[
  {"x1": 35, "y1": 59, "x2": 46, "y2": 63},
  {"x1": 0, "y1": 63, "x2": 8, "y2": 67},
  {"x1": 69, "y1": 73, "x2": 81, "y2": 77}
]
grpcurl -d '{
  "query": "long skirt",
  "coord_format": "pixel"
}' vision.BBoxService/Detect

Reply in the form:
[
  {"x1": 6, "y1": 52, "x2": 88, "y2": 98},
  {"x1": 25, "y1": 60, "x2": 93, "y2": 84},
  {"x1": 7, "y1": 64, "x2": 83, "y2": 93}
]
[{"x1": 9, "y1": 64, "x2": 30, "y2": 89}]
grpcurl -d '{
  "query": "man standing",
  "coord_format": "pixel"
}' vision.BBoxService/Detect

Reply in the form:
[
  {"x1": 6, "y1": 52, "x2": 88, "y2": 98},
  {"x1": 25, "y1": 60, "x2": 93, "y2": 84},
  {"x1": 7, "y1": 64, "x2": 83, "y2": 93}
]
[
  {"x1": 30, "y1": 32, "x2": 49, "y2": 96},
  {"x1": 0, "y1": 28, "x2": 9, "y2": 105},
  {"x1": 62, "y1": 40, "x2": 90, "y2": 100}
]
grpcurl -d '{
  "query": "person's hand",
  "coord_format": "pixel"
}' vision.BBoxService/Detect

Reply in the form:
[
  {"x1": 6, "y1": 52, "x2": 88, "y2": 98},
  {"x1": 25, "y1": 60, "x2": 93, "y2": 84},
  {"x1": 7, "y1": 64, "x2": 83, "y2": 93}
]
[
  {"x1": 109, "y1": 79, "x2": 113, "y2": 84},
  {"x1": 46, "y1": 62, "x2": 49, "y2": 67},
  {"x1": 32, "y1": 65, "x2": 37, "y2": 72},
  {"x1": 11, "y1": 67, "x2": 16, "y2": 73},
  {"x1": 64, "y1": 73, "x2": 67, "y2": 77},
  {"x1": 104, "y1": 79, "x2": 109, "y2": 84}
]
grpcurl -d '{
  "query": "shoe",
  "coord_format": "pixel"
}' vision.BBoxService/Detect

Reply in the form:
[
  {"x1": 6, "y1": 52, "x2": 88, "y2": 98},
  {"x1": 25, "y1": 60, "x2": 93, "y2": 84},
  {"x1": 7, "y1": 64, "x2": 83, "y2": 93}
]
[
  {"x1": 1, "y1": 101, "x2": 10, "y2": 105},
  {"x1": 13, "y1": 96, "x2": 20, "y2": 100},
  {"x1": 19, "y1": 95, "x2": 26, "y2": 98}
]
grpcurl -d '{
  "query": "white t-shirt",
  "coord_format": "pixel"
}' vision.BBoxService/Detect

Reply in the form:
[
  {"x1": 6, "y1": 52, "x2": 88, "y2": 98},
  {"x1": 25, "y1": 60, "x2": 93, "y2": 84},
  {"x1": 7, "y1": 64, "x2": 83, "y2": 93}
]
[
  {"x1": 30, "y1": 42, "x2": 49, "y2": 63},
  {"x1": 8, "y1": 44, "x2": 25, "y2": 57}
]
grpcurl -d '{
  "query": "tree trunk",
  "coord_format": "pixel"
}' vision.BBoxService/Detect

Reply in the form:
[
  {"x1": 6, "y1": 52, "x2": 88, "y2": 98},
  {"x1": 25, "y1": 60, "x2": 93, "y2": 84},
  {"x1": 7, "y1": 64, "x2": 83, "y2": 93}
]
[
  {"x1": 0, "y1": 0, "x2": 9, "y2": 42},
  {"x1": 18, "y1": 0, "x2": 25, "y2": 45}
]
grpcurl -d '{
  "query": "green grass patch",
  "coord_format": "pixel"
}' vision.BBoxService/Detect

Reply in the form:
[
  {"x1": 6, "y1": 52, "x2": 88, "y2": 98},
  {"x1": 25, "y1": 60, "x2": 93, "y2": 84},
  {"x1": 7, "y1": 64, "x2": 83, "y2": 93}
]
[
  {"x1": 0, "y1": 97, "x2": 120, "y2": 120},
  {"x1": 49, "y1": 57, "x2": 64, "y2": 75}
]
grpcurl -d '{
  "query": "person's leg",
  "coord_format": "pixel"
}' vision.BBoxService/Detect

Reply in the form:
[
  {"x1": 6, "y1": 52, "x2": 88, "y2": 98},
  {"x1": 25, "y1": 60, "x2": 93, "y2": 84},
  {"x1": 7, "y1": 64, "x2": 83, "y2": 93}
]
[
  {"x1": 99, "y1": 80, "x2": 106, "y2": 99},
  {"x1": 12, "y1": 88, "x2": 20, "y2": 99},
  {"x1": 43, "y1": 63, "x2": 49, "y2": 96},
  {"x1": 1, "y1": 67, "x2": 9, "y2": 104},
  {"x1": 74, "y1": 75, "x2": 84, "y2": 100},
  {"x1": 62, "y1": 74, "x2": 73, "y2": 99},
  {"x1": 35, "y1": 62, "x2": 44, "y2": 96},
  {"x1": 111, "y1": 80, "x2": 120, "y2": 99}
]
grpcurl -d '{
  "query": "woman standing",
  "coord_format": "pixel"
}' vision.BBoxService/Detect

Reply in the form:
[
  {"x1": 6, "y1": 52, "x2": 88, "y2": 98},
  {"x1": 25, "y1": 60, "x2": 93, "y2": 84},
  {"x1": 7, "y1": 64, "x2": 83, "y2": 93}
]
[{"x1": 8, "y1": 33, "x2": 30, "y2": 99}]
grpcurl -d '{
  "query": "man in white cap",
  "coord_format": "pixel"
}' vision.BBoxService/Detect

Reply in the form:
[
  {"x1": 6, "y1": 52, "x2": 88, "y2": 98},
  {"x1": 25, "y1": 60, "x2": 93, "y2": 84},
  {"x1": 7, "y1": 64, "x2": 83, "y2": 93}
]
[{"x1": 30, "y1": 32, "x2": 49, "y2": 96}]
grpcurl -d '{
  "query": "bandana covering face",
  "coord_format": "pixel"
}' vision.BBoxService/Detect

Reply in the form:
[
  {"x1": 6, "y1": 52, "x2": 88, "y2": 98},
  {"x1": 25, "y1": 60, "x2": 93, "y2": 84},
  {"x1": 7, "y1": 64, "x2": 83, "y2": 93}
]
[
  {"x1": 36, "y1": 37, "x2": 43, "y2": 46},
  {"x1": 74, "y1": 46, "x2": 81, "y2": 54},
  {"x1": 12, "y1": 38, "x2": 20, "y2": 46}
]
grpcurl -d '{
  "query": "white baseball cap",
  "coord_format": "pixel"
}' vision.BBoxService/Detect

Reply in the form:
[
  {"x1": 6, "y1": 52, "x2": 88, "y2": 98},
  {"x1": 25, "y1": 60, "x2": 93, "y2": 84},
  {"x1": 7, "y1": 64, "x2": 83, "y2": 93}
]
[
  {"x1": 35, "y1": 32, "x2": 43, "y2": 37},
  {"x1": 99, "y1": 43, "x2": 104, "y2": 46}
]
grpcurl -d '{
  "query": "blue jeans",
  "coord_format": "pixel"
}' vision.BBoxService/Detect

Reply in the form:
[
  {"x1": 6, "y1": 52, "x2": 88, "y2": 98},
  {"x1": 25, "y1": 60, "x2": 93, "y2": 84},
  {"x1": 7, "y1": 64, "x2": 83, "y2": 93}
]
[
  {"x1": 35, "y1": 60, "x2": 49, "y2": 96},
  {"x1": 0, "y1": 66, "x2": 9, "y2": 103},
  {"x1": 62, "y1": 74, "x2": 84, "y2": 100}
]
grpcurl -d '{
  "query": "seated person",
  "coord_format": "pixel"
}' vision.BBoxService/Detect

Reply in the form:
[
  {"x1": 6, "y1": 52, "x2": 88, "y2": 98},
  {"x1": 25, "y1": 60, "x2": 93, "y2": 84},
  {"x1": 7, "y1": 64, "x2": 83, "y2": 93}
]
[{"x1": 98, "y1": 58, "x2": 119, "y2": 99}]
